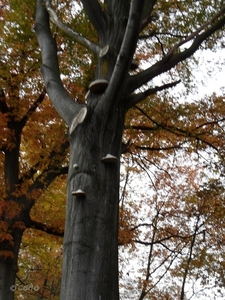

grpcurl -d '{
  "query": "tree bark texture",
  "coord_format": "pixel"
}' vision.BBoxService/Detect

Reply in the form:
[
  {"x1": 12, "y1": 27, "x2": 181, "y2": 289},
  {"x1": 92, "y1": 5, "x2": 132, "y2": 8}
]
[{"x1": 61, "y1": 99, "x2": 125, "y2": 299}]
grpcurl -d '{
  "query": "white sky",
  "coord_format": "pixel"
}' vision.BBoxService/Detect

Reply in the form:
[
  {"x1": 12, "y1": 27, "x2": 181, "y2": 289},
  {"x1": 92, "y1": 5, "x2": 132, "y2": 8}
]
[{"x1": 171, "y1": 49, "x2": 225, "y2": 101}]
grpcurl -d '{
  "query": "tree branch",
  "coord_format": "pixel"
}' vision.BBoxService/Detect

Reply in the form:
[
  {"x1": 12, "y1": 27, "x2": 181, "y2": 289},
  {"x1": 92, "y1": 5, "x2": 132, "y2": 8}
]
[
  {"x1": 139, "y1": 32, "x2": 187, "y2": 40},
  {"x1": 44, "y1": 0, "x2": 100, "y2": 55},
  {"x1": 180, "y1": 216, "x2": 200, "y2": 300},
  {"x1": 19, "y1": 139, "x2": 69, "y2": 186},
  {"x1": 135, "y1": 144, "x2": 182, "y2": 151},
  {"x1": 139, "y1": 0, "x2": 157, "y2": 32},
  {"x1": 128, "y1": 7, "x2": 225, "y2": 93},
  {"x1": 80, "y1": 0, "x2": 107, "y2": 42},
  {"x1": 0, "y1": 89, "x2": 9, "y2": 114},
  {"x1": 35, "y1": 0, "x2": 81, "y2": 125},
  {"x1": 25, "y1": 165, "x2": 68, "y2": 212},
  {"x1": 105, "y1": 0, "x2": 145, "y2": 105},
  {"x1": 19, "y1": 88, "x2": 46, "y2": 129},
  {"x1": 130, "y1": 104, "x2": 222, "y2": 152},
  {"x1": 26, "y1": 218, "x2": 64, "y2": 237},
  {"x1": 126, "y1": 80, "x2": 181, "y2": 108},
  {"x1": 167, "y1": 7, "x2": 225, "y2": 58}
]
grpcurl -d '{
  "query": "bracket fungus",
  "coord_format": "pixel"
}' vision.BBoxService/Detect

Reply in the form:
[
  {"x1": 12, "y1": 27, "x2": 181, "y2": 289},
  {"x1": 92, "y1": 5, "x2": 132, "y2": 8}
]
[
  {"x1": 69, "y1": 106, "x2": 87, "y2": 135},
  {"x1": 72, "y1": 189, "x2": 86, "y2": 197},
  {"x1": 85, "y1": 90, "x2": 90, "y2": 100},
  {"x1": 89, "y1": 79, "x2": 108, "y2": 93},
  {"x1": 99, "y1": 45, "x2": 109, "y2": 58},
  {"x1": 73, "y1": 164, "x2": 79, "y2": 170},
  {"x1": 101, "y1": 154, "x2": 118, "y2": 164}
]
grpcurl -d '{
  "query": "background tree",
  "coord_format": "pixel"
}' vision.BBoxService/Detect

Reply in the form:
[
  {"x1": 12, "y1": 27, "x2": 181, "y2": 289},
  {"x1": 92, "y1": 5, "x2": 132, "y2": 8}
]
[
  {"x1": 119, "y1": 132, "x2": 225, "y2": 299},
  {"x1": 0, "y1": 1, "x2": 77, "y2": 299},
  {"x1": 35, "y1": 1, "x2": 225, "y2": 300},
  {"x1": 14, "y1": 176, "x2": 66, "y2": 300}
]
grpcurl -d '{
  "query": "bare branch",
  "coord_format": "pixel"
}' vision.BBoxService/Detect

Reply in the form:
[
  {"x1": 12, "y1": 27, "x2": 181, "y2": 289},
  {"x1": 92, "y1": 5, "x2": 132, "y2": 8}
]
[
  {"x1": 128, "y1": 7, "x2": 225, "y2": 93},
  {"x1": 44, "y1": 0, "x2": 100, "y2": 55},
  {"x1": 135, "y1": 144, "x2": 182, "y2": 151},
  {"x1": 139, "y1": 0, "x2": 157, "y2": 32},
  {"x1": 126, "y1": 80, "x2": 181, "y2": 108},
  {"x1": 26, "y1": 218, "x2": 64, "y2": 237},
  {"x1": 25, "y1": 165, "x2": 68, "y2": 212},
  {"x1": 80, "y1": 0, "x2": 107, "y2": 42},
  {"x1": 35, "y1": 0, "x2": 81, "y2": 125},
  {"x1": 180, "y1": 216, "x2": 200, "y2": 300},
  {"x1": 106, "y1": 0, "x2": 145, "y2": 105},
  {"x1": 139, "y1": 31, "x2": 187, "y2": 40},
  {"x1": 167, "y1": 6, "x2": 225, "y2": 58},
  {"x1": 129, "y1": 104, "x2": 223, "y2": 153},
  {"x1": 19, "y1": 88, "x2": 46, "y2": 129}
]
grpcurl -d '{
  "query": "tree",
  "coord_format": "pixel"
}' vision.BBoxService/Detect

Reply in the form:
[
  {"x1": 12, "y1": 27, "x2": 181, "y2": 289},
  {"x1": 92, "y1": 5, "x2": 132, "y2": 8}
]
[
  {"x1": 0, "y1": 1, "x2": 71, "y2": 299},
  {"x1": 119, "y1": 141, "x2": 225, "y2": 299},
  {"x1": 35, "y1": 0, "x2": 225, "y2": 299}
]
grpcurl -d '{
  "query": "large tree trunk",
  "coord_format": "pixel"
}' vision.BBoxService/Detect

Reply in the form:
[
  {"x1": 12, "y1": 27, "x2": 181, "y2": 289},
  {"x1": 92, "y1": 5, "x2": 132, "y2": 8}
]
[
  {"x1": 0, "y1": 228, "x2": 23, "y2": 300},
  {"x1": 60, "y1": 98, "x2": 125, "y2": 300}
]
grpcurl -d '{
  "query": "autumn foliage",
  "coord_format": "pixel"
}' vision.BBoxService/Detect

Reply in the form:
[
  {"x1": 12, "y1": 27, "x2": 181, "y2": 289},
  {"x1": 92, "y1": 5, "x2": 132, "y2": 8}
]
[
  {"x1": 115, "y1": 90, "x2": 225, "y2": 299},
  {"x1": 0, "y1": 1, "x2": 68, "y2": 298}
]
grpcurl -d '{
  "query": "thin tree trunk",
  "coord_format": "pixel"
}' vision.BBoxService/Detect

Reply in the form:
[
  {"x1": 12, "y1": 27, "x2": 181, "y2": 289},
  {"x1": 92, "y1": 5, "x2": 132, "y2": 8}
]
[
  {"x1": 180, "y1": 216, "x2": 200, "y2": 300},
  {"x1": 0, "y1": 229, "x2": 23, "y2": 300}
]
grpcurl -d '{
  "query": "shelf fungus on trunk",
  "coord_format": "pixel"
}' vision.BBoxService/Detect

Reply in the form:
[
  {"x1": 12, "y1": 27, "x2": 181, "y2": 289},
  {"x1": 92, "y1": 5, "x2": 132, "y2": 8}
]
[
  {"x1": 73, "y1": 164, "x2": 79, "y2": 170},
  {"x1": 101, "y1": 154, "x2": 118, "y2": 164},
  {"x1": 72, "y1": 189, "x2": 86, "y2": 198},
  {"x1": 89, "y1": 79, "x2": 109, "y2": 93},
  {"x1": 85, "y1": 90, "x2": 90, "y2": 101},
  {"x1": 69, "y1": 106, "x2": 87, "y2": 135},
  {"x1": 99, "y1": 45, "x2": 109, "y2": 58}
]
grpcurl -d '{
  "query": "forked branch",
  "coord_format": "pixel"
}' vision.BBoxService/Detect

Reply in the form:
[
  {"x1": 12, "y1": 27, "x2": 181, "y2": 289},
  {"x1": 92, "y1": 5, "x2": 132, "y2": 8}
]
[
  {"x1": 126, "y1": 80, "x2": 181, "y2": 108},
  {"x1": 19, "y1": 88, "x2": 46, "y2": 129},
  {"x1": 80, "y1": 0, "x2": 107, "y2": 42},
  {"x1": 44, "y1": 0, "x2": 100, "y2": 55},
  {"x1": 167, "y1": 6, "x2": 225, "y2": 58},
  {"x1": 106, "y1": 0, "x2": 145, "y2": 103},
  {"x1": 35, "y1": 0, "x2": 80, "y2": 125},
  {"x1": 26, "y1": 218, "x2": 64, "y2": 237},
  {"x1": 129, "y1": 7, "x2": 225, "y2": 92}
]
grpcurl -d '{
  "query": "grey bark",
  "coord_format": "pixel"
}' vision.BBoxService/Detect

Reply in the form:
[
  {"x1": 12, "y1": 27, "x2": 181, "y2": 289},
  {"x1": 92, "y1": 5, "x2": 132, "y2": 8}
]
[{"x1": 61, "y1": 102, "x2": 125, "y2": 299}]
